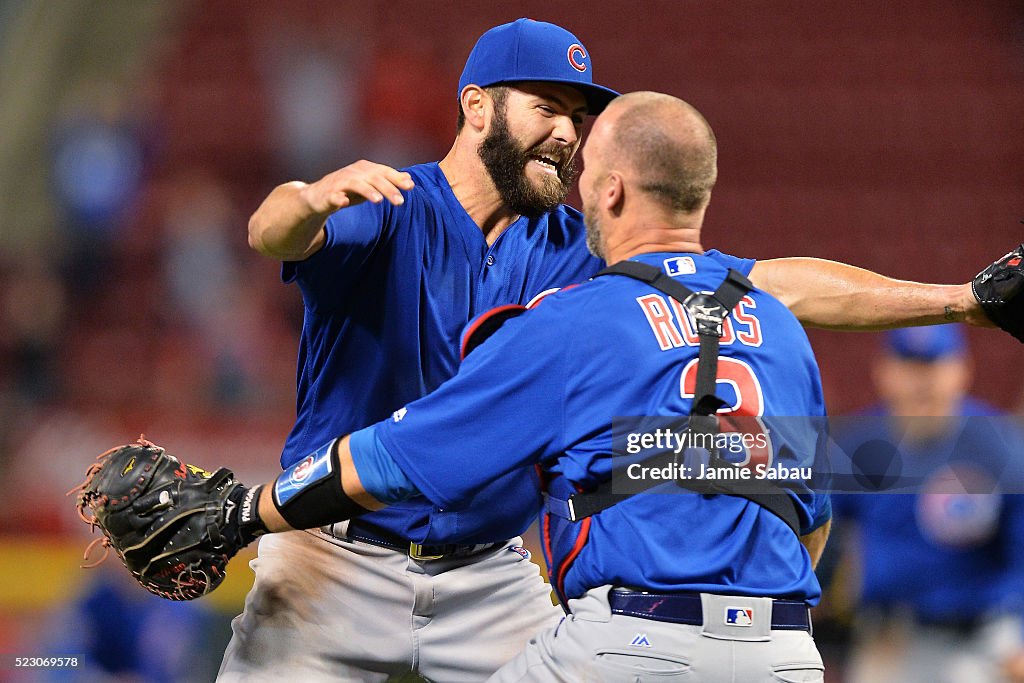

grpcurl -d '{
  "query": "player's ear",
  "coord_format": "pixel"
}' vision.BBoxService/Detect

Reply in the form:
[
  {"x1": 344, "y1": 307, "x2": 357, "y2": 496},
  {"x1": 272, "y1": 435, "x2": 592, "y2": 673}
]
[
  {"x1": 605, "y1": 171, "x2": 625, "y2": 215},
  {"x1": 460, "y1": 85, "x2": 488, "y2": 133}
]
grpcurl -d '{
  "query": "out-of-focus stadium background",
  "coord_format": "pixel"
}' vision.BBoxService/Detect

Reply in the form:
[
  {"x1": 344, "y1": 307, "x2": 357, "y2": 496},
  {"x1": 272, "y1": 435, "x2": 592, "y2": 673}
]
[{"x1": 0, "y1": 0, "x2": 1021, "y2": 680}]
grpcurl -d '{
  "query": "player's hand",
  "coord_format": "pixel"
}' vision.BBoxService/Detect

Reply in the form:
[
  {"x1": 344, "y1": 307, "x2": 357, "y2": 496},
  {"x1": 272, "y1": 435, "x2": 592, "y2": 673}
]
[
  {"x1": 300, "y1": 160, "x2": 415, "y2": 215},
  {"x1": 970, "y1": 242, "x2": 1024, "y2": 340}
]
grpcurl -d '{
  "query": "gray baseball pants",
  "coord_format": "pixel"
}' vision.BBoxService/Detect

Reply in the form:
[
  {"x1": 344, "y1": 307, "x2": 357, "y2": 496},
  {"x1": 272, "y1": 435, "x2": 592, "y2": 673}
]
[
  {"x1": 217, "y1": 526, "x2": 561, "y2": 682},
  {"x1": 489, "y1": 586, "x2": 824, "y2": 682}
]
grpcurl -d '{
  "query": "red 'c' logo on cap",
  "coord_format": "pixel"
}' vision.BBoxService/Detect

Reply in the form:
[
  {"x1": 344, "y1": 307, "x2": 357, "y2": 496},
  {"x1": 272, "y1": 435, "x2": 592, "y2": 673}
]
[{"x1": 567, "y1": 44, "x2": 587, "y2": 72}]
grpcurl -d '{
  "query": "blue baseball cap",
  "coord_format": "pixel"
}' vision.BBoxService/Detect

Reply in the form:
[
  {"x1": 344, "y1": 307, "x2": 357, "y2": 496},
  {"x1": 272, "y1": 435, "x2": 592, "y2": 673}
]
[
  {"x1": 458, "y1": 18, "x2": 619, "y2": 114},
  {"x1": 885, "y1": 326, "x2": 966, "y2": 361}
]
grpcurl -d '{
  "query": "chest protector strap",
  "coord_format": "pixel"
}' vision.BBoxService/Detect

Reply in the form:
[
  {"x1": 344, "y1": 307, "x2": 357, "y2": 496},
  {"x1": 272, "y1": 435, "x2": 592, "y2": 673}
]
[{"x1": 545, "y1": 260, "x2": 800, "y2": 536}]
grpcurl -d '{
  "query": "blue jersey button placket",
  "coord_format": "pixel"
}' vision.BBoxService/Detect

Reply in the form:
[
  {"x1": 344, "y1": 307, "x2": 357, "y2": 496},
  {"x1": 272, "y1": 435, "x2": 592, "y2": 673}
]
[{"x1": 474, "y1": 251, "x2": 500, "y2": 314}]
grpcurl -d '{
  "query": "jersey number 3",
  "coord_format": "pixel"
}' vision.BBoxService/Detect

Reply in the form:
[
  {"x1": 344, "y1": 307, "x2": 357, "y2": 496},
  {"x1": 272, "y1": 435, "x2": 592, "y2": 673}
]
[{"x1": 679, "y1": 357, "x2": 772, "y2": 469}]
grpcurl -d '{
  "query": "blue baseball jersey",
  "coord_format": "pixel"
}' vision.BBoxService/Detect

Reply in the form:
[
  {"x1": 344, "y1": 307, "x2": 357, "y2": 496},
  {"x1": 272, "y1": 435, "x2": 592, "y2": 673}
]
[
  {"x1": 373, "y1": 251, "x2": 831, "y2": 602},
  {"x1": 281, "y1": 161, "x2": 603, "y2": 542},
  {"x1": 833, "y1": 399, "x2": 1024, "y2": 620}
]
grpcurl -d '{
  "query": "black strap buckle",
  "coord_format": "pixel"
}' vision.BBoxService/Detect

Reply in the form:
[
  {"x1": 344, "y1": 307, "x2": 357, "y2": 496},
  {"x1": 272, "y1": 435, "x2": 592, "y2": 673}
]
[{"x1": 683, "y1": 292, "x2": 729, "y2": 337}]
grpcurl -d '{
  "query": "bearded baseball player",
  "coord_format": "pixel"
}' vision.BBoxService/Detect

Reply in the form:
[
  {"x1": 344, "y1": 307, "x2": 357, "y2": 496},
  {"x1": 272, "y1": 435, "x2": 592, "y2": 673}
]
[
  {"x1": 72, "y1": 17, "x2": 1024, "y2": 683},
  {"x1": 77, "y1": 91, "x2": 832, "y2": 681}
]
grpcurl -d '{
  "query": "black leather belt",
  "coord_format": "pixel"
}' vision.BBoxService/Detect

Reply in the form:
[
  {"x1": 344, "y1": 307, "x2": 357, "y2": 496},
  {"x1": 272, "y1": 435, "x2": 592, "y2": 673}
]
[
  {"x1": 323, "y1": 519, "x2": 504, "y2": 561},
  {"x1": 609, "y1": 590, "x2": 812, "y2": 632}
]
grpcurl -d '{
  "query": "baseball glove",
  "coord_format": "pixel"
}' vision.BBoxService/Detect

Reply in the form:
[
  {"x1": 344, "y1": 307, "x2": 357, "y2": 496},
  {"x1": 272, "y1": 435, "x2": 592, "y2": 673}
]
[
  {"x1": 973, "y1": 242, "x2": 1024, "y2": 343},
  {"x1": 71, "y1": 437, "x2": 256, "y2": 600}
]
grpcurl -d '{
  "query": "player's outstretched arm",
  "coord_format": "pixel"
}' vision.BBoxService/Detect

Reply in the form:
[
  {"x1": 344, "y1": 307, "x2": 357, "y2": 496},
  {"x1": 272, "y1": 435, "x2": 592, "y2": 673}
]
[
  {"x1": 247, "y1": 161, "x2": 415, "y2": 261},
  {"x1": 748, "y1": 257, "x2": 989, "y2": 331}
]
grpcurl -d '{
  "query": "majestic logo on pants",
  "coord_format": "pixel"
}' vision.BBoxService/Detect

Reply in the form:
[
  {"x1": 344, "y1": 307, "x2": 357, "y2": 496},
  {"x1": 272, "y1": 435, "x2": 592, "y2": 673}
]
[
  {"x1": 629, "y1": 633, "x2": 652, "y2": 647},
  {"x1": 725, "y1": 607, "x2": 753, "y2": 626}
]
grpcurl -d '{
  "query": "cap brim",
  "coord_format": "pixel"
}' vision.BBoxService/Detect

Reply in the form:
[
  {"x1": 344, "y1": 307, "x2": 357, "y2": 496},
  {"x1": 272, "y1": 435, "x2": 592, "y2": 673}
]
[
  {"x1": 561, "y1": 81, "x2": 620, "y2": 115},
  {"x1": 486, "y1": 78, "x2": 620, "y2": 115}
]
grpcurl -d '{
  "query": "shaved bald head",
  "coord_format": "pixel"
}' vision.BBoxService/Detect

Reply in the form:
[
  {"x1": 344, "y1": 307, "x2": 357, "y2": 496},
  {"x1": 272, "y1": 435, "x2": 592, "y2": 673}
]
[
  {"x1": 598, "y1": 91, "x2": 717, "y2": 213},
  {"x1": 578, "y1": 91, "x2": 718, "y2": 261}
]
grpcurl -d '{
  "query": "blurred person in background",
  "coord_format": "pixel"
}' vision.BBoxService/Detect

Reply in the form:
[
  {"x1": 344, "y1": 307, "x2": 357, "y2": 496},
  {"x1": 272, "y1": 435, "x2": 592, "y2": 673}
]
[
  {"x1": 43, "y1": 562, "x2": 217, "y2": 682},
  {"x1": 0, "y1": 253, "x2": 68, "y2": 477},
  {"x1": 258, "y1": 27, "x2": 363, "y2": 180},
  {"x1": 0, "y1": 253, "x2": 67, "y2": 405},
  {"x1": 160, "y1": 170, "x2": 257, "y2": 408},
  {"x1": 50, "y1": 81, "x2": 148, "y2": 305},
  {"x1": 833, "y1": 327, "x2": 1024, "y2": 683}
]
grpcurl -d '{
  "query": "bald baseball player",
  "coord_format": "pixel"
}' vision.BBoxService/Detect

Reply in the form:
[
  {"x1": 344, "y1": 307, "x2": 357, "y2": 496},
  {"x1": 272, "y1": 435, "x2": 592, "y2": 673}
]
[
  {"x1": 225, "y1": 90, "x2": 832, "y2": 682},
  {"x1": 232, "y1": 17, "x2": 1001, "y2": 682}
]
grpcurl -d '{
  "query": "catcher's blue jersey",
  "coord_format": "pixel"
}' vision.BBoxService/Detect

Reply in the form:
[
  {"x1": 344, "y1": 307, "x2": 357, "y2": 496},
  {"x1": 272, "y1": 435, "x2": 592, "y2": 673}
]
[
  {"x1": 833, "y1": 400, "x2": 1024, "y2": 620},
  {"x1": 374, "y1": 251, "x2": 831, "y2": 602},
  {"x1": 280, "y1": 161, "x2": 603, "y2": 542}
]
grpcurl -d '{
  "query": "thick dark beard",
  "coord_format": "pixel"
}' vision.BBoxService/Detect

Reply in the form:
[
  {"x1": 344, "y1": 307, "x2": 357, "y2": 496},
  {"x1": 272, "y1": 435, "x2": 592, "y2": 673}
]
[{"x1": 478, "y1": 108, "x2": 578, "y2": 218}]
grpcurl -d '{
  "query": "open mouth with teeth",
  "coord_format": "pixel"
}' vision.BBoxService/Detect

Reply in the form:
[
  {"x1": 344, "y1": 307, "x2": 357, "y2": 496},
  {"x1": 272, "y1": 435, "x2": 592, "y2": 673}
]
[{"x1": 529, "y1": 155, "x2": 562, "y2": 175}]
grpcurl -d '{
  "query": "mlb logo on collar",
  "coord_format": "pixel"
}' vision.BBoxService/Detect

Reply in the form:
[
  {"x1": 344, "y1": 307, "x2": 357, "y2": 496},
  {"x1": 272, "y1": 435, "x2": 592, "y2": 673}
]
[
  {"x1": 663, "y1": 256, "x2": 696, "y2": 277},
  {"x1": 725, "y1": 607, "x2": 753, "y2": 626}
]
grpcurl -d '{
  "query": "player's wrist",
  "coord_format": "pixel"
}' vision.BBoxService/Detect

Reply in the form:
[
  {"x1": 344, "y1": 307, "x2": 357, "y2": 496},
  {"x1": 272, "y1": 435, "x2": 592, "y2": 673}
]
[
  {"x1": 961, "y1": 281, "x2": 994, "y2": 327},
  {"x1": 256, "y1": 479, "x2": 291, "y2": 532},
  {"x1": 297, "y1": 181, "x2": 337, "y2": 218},
  {"x1": 968, "y1": 242, "x2": 1024, "y2": 336},
  {"x1": 268, "y1": 438, "x2": 371, "y2": 531},
  {"x1": 222, "y1": 482, "x2": 269, "y2": 550}
]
